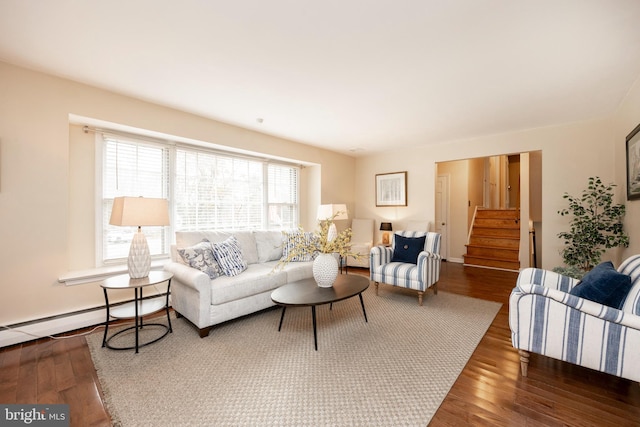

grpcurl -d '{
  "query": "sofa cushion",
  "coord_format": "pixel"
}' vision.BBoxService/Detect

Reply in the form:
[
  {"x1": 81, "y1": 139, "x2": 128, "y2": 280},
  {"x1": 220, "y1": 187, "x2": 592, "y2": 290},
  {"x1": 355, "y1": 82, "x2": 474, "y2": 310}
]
[
  {"x1": 254, "y1": 230, "x2": 284, "y2": 262},
  {"x1": 211, "y1": 235, "x2": 248, "y2": 277},
  {"x1": 272, "y1": 260, "x2": 314, "y2": 282},
  {"x1": 228, "y1": 231, "x2": 259, "y2": 265},
  {"x1": 569, "y1": 261, "x2": 633, "y2": 309},
  {"x1": 391, "y1": 234, "x2": 426, "y2": 264},
  {"x1": 282, "y1": 231, "x2": 317, "y2": 262},
  {"x1": 210, "y1": 264, "x2": 287, "y2": 305},
  {"x1": 177, "y1": 239, "x2": 221, "y2": 279}
]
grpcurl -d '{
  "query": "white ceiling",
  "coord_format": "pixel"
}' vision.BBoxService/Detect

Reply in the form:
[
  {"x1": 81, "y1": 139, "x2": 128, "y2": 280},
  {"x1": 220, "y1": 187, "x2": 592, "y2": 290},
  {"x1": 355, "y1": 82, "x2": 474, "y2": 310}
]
[{"x1": 2, "y1": 1, "x2": 640, "y2": 156}]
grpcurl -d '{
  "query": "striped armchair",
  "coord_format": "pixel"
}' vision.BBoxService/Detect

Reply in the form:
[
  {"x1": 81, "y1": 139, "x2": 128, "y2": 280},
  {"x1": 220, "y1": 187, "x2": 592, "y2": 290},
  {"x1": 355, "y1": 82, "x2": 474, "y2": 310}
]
[
  {"x1": 370, "y1": 231, "x2": 442, "y2": 306},
  {"x1": 510, "y1": 255, "x2": 640, "y2": 382}
]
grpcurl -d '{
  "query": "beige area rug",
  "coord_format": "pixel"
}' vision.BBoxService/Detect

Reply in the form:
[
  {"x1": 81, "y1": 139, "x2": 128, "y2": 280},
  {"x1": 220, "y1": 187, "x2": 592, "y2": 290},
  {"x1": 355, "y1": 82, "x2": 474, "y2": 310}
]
[{"x1": 87, "y1": 284, "x2": 501, "y2": 427}]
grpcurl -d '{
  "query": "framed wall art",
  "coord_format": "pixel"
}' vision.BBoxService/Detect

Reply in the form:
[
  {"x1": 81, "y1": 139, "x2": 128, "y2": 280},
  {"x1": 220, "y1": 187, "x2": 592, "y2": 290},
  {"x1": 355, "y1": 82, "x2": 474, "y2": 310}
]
[
  {"x1": 375, "y1": 171, "x2": 407, "y2": 207},
  {"x1": 626, "y1": 122, "x2": 640, "y2": 200}
]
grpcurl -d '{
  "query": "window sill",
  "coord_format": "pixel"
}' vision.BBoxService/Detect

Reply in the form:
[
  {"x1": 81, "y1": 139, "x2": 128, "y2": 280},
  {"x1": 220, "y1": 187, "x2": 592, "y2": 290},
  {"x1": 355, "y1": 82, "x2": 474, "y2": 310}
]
[{"x1": 58, "y1": 259, "x2": 170, "y2": 286}]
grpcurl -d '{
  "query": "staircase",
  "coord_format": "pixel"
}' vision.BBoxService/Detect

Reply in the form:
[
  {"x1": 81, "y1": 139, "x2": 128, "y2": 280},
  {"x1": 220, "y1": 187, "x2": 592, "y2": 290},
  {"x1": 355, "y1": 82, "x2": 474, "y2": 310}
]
[{"x1": 463, "y1": 208, "x2": 520, "y2": 271}]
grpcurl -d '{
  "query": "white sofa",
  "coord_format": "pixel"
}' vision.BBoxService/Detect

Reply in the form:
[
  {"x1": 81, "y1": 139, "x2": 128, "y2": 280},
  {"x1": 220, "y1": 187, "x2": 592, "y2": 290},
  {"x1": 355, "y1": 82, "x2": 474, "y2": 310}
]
[{"x1": 164, "y1": 230, "x2": 313, "y2": 337}]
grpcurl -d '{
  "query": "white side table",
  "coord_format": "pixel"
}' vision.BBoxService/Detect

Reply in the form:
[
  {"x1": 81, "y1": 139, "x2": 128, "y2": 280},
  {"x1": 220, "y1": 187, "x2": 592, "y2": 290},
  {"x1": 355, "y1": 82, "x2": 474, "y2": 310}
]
[{"x1": 100, "y1": 271, "x2": 173, "y2": 353}]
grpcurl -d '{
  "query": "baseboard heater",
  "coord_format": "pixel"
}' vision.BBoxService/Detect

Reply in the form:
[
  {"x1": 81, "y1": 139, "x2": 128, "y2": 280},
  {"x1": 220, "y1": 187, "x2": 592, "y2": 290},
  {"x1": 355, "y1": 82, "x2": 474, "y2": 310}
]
[{"x1": 0, "y1": 295, "x2": 169, "y2": 348}]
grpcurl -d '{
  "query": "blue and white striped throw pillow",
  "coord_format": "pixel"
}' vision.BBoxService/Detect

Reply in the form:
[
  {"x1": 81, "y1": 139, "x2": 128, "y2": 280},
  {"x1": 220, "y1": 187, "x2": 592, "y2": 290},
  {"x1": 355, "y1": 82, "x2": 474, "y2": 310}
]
[{"x1": 211, "y1": 235, "x2": 248, "y2": 277}]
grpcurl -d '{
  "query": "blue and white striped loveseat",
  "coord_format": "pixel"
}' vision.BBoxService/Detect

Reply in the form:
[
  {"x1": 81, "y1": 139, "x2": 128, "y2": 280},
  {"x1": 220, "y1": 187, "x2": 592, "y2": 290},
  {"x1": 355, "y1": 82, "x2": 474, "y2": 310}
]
[
  {"x1": 370, "y1": 231, "x2": 442, "y2": 306},
  {"x1": 510, "y1": 255, "x2": 640, "y2": 382}
]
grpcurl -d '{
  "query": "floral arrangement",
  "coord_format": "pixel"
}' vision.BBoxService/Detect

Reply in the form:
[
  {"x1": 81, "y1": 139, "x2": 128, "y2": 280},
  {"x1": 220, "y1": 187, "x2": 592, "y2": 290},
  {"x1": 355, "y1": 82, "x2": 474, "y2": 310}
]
[{"x1": 276, "y1": 213, "x2": 361, "y2": 268}]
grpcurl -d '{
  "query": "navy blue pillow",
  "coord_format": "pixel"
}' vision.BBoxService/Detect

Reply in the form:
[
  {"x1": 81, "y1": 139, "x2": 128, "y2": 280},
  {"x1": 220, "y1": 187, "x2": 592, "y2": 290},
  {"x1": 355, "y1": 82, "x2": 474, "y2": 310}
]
[
  {"x1": 569, "y1": 261, "x2": 632, "y2": 309},
  {"x1": 391, "y1": 234, "x2": 426, "y2": 264}
]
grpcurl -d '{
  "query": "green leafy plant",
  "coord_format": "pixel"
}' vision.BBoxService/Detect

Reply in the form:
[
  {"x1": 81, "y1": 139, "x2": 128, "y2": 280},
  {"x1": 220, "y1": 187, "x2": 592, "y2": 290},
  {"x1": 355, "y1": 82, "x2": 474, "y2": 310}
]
[{"x1": 556, "y1": 176, "x2": 629, "y2": 275}]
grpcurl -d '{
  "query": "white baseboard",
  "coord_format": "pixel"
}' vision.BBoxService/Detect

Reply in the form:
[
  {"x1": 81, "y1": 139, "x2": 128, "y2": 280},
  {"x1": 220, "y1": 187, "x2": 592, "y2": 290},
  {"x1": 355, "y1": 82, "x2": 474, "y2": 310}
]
[
  {"x1": 447, "y1": 257, "x2": 464, "y2": 263},
  {"x1": 0, "y1": 308, "x2": 107, "y2": 348}
]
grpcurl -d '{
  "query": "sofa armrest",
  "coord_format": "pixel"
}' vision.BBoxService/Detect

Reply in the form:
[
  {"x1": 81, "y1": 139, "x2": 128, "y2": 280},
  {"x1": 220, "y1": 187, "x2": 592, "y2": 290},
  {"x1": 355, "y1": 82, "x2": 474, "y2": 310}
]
[
  {"x1": 417, "y1": 251, "x2": 442, "y2": 286},
  {"x1": 370, "y1": 245, "x2": 393, "y2": 269},
  {"x1": 164, "y1": 261, "x2": 210, "y2": 293},
  {"x1": 164, "y1": 261, "x2": 212, "y2": 329},
  {"x1": 517, "y1": 267, "x2": 579, "y2": 293},
  {"x1": 513, "y1": 283, "x2": 640, "y2": 330}
]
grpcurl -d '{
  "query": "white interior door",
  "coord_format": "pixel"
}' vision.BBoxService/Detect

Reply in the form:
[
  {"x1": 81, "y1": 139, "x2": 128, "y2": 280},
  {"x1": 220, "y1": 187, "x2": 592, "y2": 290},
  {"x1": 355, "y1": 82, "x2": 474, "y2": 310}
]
[{"x1": 435, "y1": 175, "x2": 449, "y2": 260}]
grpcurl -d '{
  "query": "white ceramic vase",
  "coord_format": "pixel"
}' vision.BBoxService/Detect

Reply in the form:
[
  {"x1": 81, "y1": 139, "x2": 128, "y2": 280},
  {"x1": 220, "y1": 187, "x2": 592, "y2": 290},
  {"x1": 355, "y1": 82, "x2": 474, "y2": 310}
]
[{"x1": 313, "y1": 253, "x2": 339, "y2": 287}]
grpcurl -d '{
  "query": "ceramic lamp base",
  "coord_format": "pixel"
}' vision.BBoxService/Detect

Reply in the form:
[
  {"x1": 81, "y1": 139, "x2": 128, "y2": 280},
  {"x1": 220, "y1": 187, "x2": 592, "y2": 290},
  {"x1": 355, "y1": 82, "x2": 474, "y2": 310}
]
[{"x1": 128, "y1": 228, "x2": 151, "y2": 278}]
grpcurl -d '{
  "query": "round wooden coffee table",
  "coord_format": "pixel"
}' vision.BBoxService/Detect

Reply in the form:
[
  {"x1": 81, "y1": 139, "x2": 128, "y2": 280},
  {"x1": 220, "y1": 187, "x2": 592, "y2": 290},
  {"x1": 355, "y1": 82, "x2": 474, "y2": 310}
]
[{"x1": 271, "y1": 274, "x2": 369, "y2": 351}]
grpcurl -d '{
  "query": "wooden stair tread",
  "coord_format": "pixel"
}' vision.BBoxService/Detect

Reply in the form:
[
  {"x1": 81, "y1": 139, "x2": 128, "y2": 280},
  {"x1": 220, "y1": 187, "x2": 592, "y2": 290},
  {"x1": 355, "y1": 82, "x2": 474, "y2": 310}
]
[
  {"x1": 466, "y1": 255, "x2": 518, "y2": 262},
  {"x1": 465, "y1": 244, "x2": 518, "y2": 251},
  {"x1": 466, "y1": 208, "x2": 521, "y2": 271},
  {"x1": 470, "y1": 233, "x2": 519, "y2": 239}
]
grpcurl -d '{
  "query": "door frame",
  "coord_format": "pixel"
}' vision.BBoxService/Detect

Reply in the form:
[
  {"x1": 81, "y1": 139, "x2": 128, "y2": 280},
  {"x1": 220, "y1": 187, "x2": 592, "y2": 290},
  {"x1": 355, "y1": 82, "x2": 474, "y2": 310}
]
[{"x1": 436, "y1": 174, "x2": 450, "y2": 261}]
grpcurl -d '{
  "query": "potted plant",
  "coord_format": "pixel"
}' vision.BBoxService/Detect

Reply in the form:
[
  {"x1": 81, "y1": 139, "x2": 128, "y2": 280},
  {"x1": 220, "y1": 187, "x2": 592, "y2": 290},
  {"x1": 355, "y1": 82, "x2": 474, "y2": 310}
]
[
  {"x1": 277, "y1": 213, "x2": 360, "y2": 287},
  {"x1": 554, "y1": 176, "x2": 629, "y2": 279}
]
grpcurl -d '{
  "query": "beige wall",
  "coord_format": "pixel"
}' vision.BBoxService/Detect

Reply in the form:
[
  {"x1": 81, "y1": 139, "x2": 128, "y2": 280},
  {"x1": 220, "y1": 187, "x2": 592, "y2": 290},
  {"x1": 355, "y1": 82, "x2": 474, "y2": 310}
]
[
  {"x1": 615, "y1": 75, "x2": 640, "y2": 259},
  {"x1": 0, "y1": 61, "x2": 355, "y2": 325},
  {"x1": 355, "y1": 117, "x2": 619, "y2": 270}
]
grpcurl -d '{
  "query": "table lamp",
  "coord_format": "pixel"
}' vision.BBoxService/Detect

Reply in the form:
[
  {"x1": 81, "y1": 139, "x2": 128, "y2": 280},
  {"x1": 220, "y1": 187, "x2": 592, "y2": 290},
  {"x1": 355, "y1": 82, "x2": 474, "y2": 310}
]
[
  {"x1": 317, "y1": 204, "x2": 348, "y2": 241},
  {"x1": 380, "y1": 222, "x2": 393, "y2": 245},
  {"x1": 109, "y1": 196, "x2": 170, "y2": 278}
]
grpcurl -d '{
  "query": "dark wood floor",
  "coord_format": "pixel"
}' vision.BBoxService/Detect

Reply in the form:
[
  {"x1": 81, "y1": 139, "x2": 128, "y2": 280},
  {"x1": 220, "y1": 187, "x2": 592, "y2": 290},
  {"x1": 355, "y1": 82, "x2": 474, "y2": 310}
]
[{"x1": 1, "y1": 262, "x2": 639, "y2": 426}]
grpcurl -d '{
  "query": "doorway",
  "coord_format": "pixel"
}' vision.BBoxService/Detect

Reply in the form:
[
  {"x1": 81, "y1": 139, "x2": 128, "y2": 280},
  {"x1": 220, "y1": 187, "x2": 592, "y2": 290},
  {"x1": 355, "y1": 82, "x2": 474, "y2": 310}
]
[{"x1": 435, "y1": 151, "x2": 541, "y2": 267}]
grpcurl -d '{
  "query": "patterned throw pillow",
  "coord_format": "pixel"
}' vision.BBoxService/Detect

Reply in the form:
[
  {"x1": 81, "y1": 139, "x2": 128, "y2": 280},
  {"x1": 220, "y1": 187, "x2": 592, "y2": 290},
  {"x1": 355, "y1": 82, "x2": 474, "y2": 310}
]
[
  {"x1": 281, "y1": 231, "x2": 317, "y2": 262},
  {"x1": 211, "y1": 235, "x2": 248, "y2": 277},
  {"x1": 178, "y1": 239, "x2": 221, "y2": 279}
]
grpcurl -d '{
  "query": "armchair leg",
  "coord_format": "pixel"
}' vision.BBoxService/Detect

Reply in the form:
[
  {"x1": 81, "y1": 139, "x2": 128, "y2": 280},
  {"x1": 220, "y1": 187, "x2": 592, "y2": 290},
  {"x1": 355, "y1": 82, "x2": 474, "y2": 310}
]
[
  {"x1": 518, "y1": 350, "x2": 530, "y2": 377},
  {"x1": 374, "y1": 281, "x2": 379, "y2": 296},
  {"x1": 433, "y1": 283, "x2": 438, "y2": 295},
  {"x1": 418, "y1": 291, "x2": 424, "y2": 306}
]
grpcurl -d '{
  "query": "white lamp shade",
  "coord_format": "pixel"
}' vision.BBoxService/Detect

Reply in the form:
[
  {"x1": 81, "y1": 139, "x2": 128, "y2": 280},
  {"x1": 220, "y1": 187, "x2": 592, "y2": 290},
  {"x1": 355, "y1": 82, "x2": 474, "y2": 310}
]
[
  {"x1": 316, "y1": 204, "x2": 348, "y2": 221},
  {"x1": 109, "y1": 196, "x2": 170, "y2": 279},
  {"x1": 109, "y1": 197, "x2": 170, "y2": 227}
]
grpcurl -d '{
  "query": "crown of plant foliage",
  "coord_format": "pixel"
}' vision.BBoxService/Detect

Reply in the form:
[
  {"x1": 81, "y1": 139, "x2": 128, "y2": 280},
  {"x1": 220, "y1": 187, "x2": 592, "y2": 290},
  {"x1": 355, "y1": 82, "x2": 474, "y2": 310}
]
[
  {"x1": 276, "y1": 212, "x2": 361, "y2": 269},
  {"x1": 556, "y1": 176, "x2": 629, "y2": 273}
]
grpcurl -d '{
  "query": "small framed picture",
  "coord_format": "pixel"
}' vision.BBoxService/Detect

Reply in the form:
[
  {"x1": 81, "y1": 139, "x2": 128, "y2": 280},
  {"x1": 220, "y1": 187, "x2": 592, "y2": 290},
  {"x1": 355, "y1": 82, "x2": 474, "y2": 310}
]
[
  {"x1": 626, "y1": 122, "x2": 640, "y2": 200},
  {"x1": 375, "y1": 171, "x2": 407, "y2": 207}
]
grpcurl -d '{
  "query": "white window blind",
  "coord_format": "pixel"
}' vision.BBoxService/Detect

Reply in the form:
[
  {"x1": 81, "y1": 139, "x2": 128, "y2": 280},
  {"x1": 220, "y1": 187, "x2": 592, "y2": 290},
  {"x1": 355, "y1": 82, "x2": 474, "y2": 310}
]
[
  {"x1": 267, "y1": 164, "x2": 298, "y2": 229},
  {"x1": 99, "y1": 132, "x2": 300, "y2": 265},
  {"x1": 102, "y1": 136, "x2": 170, "y2": 263},
  {"x1": 174, "y1": 150, "x2": 264, "y2": 231}
]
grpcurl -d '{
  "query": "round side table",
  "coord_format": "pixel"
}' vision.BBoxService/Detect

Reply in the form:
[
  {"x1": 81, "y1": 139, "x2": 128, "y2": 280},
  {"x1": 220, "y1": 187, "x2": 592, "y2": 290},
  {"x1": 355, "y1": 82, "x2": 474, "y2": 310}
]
[{"x1": 100, "y1": 270, "x2": 173, "y2": 353}]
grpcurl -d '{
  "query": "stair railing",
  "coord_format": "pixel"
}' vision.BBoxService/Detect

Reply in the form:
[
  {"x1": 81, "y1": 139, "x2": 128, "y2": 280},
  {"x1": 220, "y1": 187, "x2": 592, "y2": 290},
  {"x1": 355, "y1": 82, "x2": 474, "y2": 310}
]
[{"x1": 467, "y1": 205, "x2": 480, "y2": 245}]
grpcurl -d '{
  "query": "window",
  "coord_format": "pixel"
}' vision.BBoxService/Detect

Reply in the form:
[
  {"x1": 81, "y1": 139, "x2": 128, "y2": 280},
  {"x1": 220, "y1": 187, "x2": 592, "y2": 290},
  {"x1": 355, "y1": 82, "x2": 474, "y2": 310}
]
[
  {"x1": 267, "y1": 164, "x2": 298, "y2": 229},
  {"x1": 101, "y1": 137, "x2": 170, "y2": 263},
  {"x1": 99, "y1": 133, "x2": 299, "y2": 265}
]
